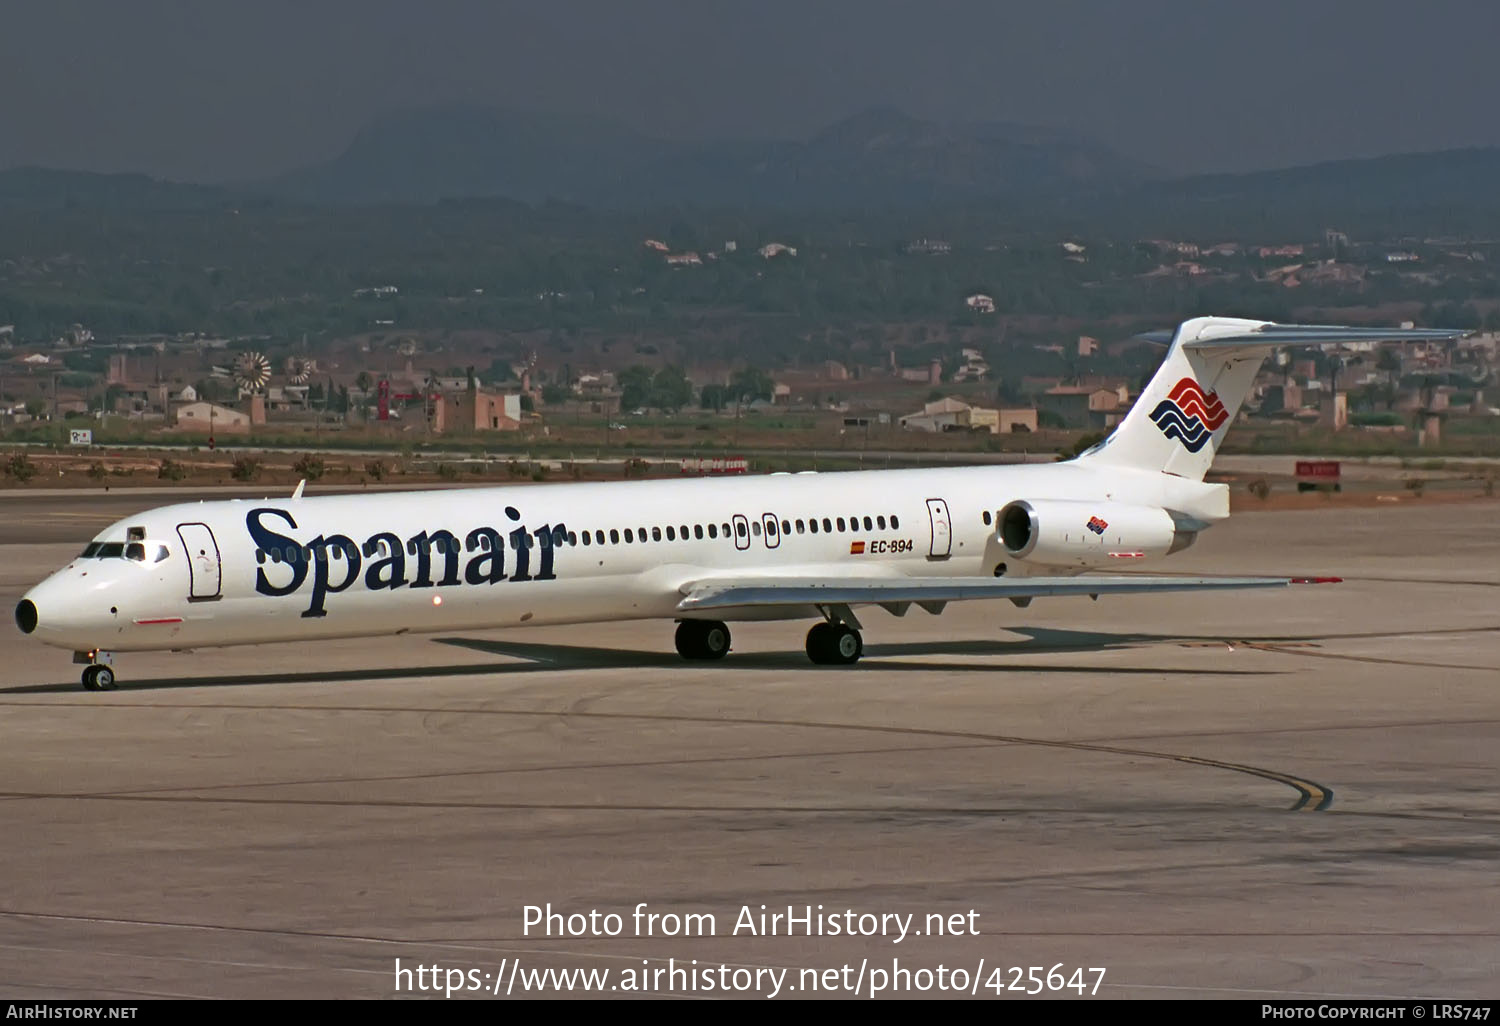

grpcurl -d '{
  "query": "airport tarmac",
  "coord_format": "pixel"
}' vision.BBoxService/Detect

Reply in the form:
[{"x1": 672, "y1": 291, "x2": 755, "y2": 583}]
[{"x1": 0, "y1": 492, "x2": 1495, "y2": 1000}]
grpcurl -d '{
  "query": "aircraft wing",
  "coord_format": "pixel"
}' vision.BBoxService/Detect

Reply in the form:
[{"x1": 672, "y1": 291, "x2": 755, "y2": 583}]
[{"x1": 676, "y1": 574, "x2": 1334, "y2": 612}]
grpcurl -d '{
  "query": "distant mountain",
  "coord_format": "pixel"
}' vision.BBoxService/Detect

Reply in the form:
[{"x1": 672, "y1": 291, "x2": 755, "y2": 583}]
[
  {"x1": 263, "y1": 105, "x2": 670, "y2": 206},
  {"x1": 1070, "y1": 146, "x2": 1500, "y2": 237},
  {"x1": 0, "y1": 167, "x2": 227, "y2": 212},
  {"x1": 3, "y1": 112, "x2": 1499, "y2": 232},
  {"x1": 259, "y1": 104, "x2": 1161, "y2": 208}
]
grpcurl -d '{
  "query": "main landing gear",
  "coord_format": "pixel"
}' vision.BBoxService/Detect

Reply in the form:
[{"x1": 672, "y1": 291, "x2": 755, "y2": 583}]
[
  {"x1": 672, "y1": 616, "x2": 865, "y2": 665},
  {"x1": 805, "y1": 621, "x2": 863, "y2": 665},
  {"x1": 675, "y1": 619, "x2": 732, "y2": 660}
]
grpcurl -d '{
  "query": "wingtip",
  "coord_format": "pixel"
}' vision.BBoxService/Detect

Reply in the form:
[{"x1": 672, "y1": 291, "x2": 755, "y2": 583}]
[{"x1": 1289, "y1": 576, "x2": 1343, "y2": 584}]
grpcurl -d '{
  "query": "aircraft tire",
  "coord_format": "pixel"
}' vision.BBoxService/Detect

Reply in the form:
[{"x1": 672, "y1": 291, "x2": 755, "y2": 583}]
[
  {"x1": 81, "y1": 665, "x2": 117, "y2": 691},
  {"x1": 700, "y1": 622, "x2": 731, "y2": 660},
  {"x1": 675, "y1": 620, "x2": 704, "y2": 659},
  {"x1": 805, "y1": 622, "x2": 835, "y2": 664},
  {"x1": 829, "y1": 623, "x2": 863, "y2": 665},
  {"x1": 676, "y1": 620, "x2": 731, "y2": 660}
]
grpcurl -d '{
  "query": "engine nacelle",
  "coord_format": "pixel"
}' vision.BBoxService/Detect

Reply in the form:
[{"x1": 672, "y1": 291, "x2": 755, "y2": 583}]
[{"x1": 996, "y1": 499, "x2": 1196, "y2": 568}]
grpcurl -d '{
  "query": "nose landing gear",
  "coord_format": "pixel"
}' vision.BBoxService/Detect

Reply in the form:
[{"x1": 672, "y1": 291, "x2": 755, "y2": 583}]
[
  {"x1": 74, "y1": 651, "x2": 118, "y2": 692},
  {"x1": 81, "y1": 665, "x2": 117, "y2": 691}
]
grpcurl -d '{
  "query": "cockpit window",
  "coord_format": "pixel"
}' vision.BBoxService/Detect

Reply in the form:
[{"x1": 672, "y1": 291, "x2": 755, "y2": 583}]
[{"x1": 83, "y1": 539, "x2": 171, "y2": 561}]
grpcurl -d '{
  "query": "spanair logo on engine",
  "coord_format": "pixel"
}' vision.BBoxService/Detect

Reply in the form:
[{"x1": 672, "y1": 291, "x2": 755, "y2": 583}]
[{"x1": 1148, "y1": 378, "x2": 1228, "y2": 453}]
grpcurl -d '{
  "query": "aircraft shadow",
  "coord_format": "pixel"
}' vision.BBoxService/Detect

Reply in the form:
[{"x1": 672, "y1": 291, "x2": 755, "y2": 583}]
[{"x1": 0, "y1": 627, "x2": 1278, "y2": 695}]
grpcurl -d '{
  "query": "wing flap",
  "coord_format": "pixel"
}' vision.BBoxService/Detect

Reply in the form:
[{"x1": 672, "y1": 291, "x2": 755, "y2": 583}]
[{"x1": 677, "y1": 574, "x2": 1309, "y2": 612}]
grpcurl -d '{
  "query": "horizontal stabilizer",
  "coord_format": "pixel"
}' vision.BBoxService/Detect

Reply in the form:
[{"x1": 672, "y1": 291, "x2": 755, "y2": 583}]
[
  {"x1": 1181, "y1": 323, "x2": 1466, "y2": 350},
  {"x1": 677, "y1": 574, "x2": 1324, "y2": 612}
]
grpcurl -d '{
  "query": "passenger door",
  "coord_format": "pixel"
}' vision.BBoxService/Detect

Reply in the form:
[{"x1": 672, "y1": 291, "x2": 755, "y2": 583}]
[
  {"x1": 176, "y1": 522, "x2": 222, "y2": 600},
  {"x1": 925, "y1": 498, "x2": 952, "y2": 560}
]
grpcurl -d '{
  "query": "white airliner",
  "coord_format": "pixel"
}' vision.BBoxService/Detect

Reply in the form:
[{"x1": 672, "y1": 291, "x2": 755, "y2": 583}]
[{"x1": 15, "y1": 316, "x2": 1463, "y2": 690}]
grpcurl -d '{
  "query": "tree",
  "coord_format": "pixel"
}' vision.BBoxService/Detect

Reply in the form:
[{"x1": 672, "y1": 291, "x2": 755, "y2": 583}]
[
  {"x1": 730, "y1": 367, "x2": 773, "y2": 404},
  {"x1": 355, "y1": 370, "x2": 374, "y2": 393},
  {"x1": 618, "y1": 365, "x2": 655, "y2": 411},
  {"x1": 24, "y1": 398, "x2": 46, "y2": 419},
  {"x1": 700, "y1": 383, "x2": 729, "y2": 411},
  {"x1": 651, "y1": 366, "x2": 693, "y2": 413},
  {"x1": 541, "y1": 383, "x2": 570, "y2": 406}
]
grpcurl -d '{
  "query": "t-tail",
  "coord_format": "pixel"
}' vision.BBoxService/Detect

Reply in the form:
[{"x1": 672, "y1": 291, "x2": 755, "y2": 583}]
[{"x1": 1075, "y1": 316, "x2": 1467, "y2": 481}]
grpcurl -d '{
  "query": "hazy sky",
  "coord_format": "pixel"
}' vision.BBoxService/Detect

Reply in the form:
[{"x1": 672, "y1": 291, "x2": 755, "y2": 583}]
[{"x1": 3, "y1": 0, "x2": 1497, "y2": 182}]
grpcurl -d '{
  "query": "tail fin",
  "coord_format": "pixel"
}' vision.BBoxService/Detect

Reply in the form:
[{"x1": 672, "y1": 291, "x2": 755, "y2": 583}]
[{"x1": 1077, "y1": 316, "x2": 1466, "y2": 480}]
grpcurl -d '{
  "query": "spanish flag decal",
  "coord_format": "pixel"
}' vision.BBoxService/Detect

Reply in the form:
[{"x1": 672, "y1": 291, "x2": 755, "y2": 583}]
[{"x1": 849, "y1": 541, "x2": 866, "y2": 554}]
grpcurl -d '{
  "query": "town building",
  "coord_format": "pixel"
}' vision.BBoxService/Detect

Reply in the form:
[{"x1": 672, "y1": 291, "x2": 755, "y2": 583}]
[
  {"x1": 900, "y1": 397, "x2": 1037, "y2": 435},
  {"x1": 174, "y1": 401, "x2": 251, "y2": 435},
  {"x1": 1036, "y1": 386, "x2": 1124, "y2": 429}
]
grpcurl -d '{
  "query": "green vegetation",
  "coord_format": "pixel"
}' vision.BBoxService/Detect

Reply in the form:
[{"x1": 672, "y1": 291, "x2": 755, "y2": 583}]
[
  {"x1": 292, "y1": 453, "x2": 325, "y2": 480},
  {"x1": 230, "y1": 456, "x2": 261, "y2": 481},
  {"x1": 4, "y1": 452, "x2": 37, "y2": 482}
]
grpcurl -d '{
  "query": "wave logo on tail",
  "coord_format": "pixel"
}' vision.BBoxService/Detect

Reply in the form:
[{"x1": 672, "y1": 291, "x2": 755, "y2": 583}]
[{"x1": 1148, "y1": 378, "x2": 1228, "y2": 453}]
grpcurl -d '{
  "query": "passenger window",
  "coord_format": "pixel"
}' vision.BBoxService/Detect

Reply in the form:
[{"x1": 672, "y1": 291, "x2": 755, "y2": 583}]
[
  {"x1": 982, "y1": 511, "x2": 992, "y2": 525},
  {"x1": 891, "y1": 514, "x2": 899, "y2": 529},
  {"x1": 836, "y1": 517, "x2": 846, "y2": 532},
  {"x1": 808, "y1": 519, "x2": 818, "y2": 534},
  {"x1": 624, "y1": 528, "x2": 634, "y2": 543},
  {"x1": 566, "y1": 531, "x2": 577, "y2": 546},
  {"x1": 877, "y1": 515, "x2": 887, "y2": 530},
  {"x1": 751, "y1": 521, "x2": 761, "y2": 536},
  {"x1": 639, "y1": 526, "x2": 648, "y2": 542},
  {"x1": 694, "y1": 525, "x2": 704, "y2": 540},
  {"x1": 795, "y1": 520, "x2": 805, "y2": 534},
  {"x1": 609, "y1": 529, "x2": 619, "y2": 544},
  {"x1": 781, "y1": 519, "x2": 792, "y2": 535},
  {"x1": 666, "y1": 526, "x2": 676, "y2": 541},
  {"x1": 736, "y1": 521, "x2": 748, "y2": 538},
  {"x1": 652, "y1": 526, "x2": 662, "y2": 542},
  {"x1": 863, "y1": 516, "x2": 873, "y2": 531},
  {"x1": 582, "y1": 532, "x2": 592, "y2": 546},
  {"x1": 822, "y1": 518, "x2": 832, "y2": 533},
  {"x1": 595, "y1": 530, "x2": 605, "y2": 545},
  {"x1": 722, "y1": 522, "x2": 731, "y2": 537}
]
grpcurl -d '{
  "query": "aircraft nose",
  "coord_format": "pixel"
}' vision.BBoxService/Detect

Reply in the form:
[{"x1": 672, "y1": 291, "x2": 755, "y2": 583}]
[{"x1": 15, "y1": 599, "x2": 38, "y2": 634}]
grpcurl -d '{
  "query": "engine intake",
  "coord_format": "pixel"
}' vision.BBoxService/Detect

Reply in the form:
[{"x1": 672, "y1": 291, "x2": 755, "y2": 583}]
[{"x1": 996, "y1": 499, "x2": 1196, "y2": 567}]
